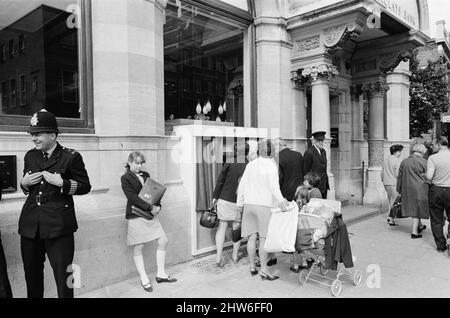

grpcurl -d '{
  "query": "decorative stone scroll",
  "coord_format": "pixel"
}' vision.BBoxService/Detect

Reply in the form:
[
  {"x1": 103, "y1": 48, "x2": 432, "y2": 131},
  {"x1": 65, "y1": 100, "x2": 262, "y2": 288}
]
[
  {"x1": 301, "y1": 64, "x2": 339, "y2": 81},
  {"x1": 379, "y1": 50, "x2": 413, "y2": 73},
  {"x1": 295, "y1": 36, "x2": 320, "y2": 53},
  {"x1": 361, "y1": 81, "x2": 390, "y2": 97},
  {"x1": 321, "y1": 23, "x2": 363, "y2": 54}
]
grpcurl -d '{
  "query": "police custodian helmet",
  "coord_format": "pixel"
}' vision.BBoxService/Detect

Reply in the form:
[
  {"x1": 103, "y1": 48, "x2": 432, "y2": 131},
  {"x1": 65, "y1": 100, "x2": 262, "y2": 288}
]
[{"x1": 28, "y1": 109, "x2": 60, "y2": 134}]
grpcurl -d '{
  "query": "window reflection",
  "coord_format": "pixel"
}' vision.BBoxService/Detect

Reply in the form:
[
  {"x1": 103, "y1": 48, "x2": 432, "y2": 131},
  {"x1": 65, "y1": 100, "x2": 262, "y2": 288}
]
[
  {"x1": 164, "y1": 0, "x2": 245, "y2": 126},
  {"x1": 0, "y1": 1, "x2": 81, "y2": 118}
]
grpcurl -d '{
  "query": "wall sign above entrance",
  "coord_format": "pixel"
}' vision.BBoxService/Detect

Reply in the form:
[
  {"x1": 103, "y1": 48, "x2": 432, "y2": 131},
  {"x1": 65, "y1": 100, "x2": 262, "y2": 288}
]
[{"x1": 373, "y1": 0, "x2": 418, "y2": 29}]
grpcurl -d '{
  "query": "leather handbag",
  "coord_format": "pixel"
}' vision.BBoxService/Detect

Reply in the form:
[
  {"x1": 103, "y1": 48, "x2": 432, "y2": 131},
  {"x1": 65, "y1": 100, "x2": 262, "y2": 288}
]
[
  {"x1": 389, "y1": 195, "x2": 404, "y2": 218},
  {"x1": 199, "y1": 206, "x2": 219, "y2": 228},
  {"x1": 131, "y1": 205, "x2": 154, "y2": 221},
  {"x1": 139, "y1": 178, "x2": 167, "y2": 206}
]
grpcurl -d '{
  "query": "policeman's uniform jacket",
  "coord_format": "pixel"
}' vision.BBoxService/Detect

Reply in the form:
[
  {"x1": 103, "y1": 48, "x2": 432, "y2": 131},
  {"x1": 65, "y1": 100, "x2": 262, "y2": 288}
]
[
  {"x1": 19, "y1": 143, "x2": 91, "y2": 239},
  {"x1": 304, "y1": 146, "x2": 330, "y2": 194}
]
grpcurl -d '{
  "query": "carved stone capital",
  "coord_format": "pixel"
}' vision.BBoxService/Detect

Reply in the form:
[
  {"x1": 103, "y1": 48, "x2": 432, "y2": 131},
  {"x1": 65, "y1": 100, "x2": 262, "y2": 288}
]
[
  {"x1": 321, "y1": 23, "x2": 363, "y2": 54},
  {"x1": 350, "y1": 84, "x2": 363, "y2": 98},
  {"x1": 361, "y1": 82, "x2": 389, "y2": 97},
  {"x1": 379, "y1": 50, "x2": 413, "y2": 73},
  {"x1": 301, "y1": 64, "x2": 339, "y2": 82}
]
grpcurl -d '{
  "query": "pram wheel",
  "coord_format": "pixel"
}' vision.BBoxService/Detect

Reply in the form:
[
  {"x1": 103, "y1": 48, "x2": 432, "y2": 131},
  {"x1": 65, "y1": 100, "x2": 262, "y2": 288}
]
[
  {"x1": 331, "y1": 279, "x2": 342, "y2": 297},
  {"x1": 298, "y1": 269, "x2": 308, "y2": 286},
  {"x1": 352, "y1": 270, "x2": 363, "y2": 286},
  {"x1": 319, "y1": 265, "x2": 329, "y2": 276}
]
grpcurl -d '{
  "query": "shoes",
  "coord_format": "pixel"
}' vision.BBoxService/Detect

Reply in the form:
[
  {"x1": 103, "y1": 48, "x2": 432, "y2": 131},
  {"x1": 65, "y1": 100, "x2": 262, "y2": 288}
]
[
  {"x1": 216, "y1": 257, "x2": 225, "y2": 268},
  {"x1": 255, "y1": 261, "x2": 261, "y2": 267},
  {"x1": 250, "y1": 268, "x2": 258, "y2": 276},
  {"x1": 306, "y1": 259, "x2": 315, "y2": 269},
  {"x1": 418, "y1": 225, "x2": 426, "y2": 233},
  {"x1": 387, "y1": 219, "x2": 398, "y2": 226},
  {"x1": 232, "y1": 255, "x2": 240, "y2": 263},
  {"x1": 267, "y1": 257, "x2": 277, "y2": 266},
  {"x1": 156, "y1": 276, "x2": 178, "y2": 284},
  {"x1": 411, "y1": 234, "x2": 423, "y2": 239},
  {"x1": 260, "y1": 271, "x2": 279, "y2": 281},
  {"x1": 141, "y1": 281, "x2": 153, "y2": 292},
  {"x1": 289, "y1": 266, "x2": 300, "y2": 273}
]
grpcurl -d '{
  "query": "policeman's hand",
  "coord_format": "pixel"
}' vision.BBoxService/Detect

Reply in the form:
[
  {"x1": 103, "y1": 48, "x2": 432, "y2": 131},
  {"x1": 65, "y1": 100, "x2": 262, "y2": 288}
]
[
  {"x1": 42, "y1": 171, "x2": 64, "y2": 187},
  {"x1": 21, "y1": 172, "x2": 43, "y2": 188}
]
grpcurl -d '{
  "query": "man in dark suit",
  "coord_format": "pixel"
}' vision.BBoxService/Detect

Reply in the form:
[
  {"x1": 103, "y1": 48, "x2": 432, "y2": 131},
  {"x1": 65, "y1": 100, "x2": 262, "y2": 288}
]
[
  {"x1": 278, "y1": 139, "x2": 304, "y2": 201},
  {"x1": 19, "y1": 109, "x2": 91, "y2": 298},
  {"x1": 304, "y1": 131, "x2": 329, "y2": 199},
  {"x1": 0, "y1": 165, "x2": 13, "y2": 298}
]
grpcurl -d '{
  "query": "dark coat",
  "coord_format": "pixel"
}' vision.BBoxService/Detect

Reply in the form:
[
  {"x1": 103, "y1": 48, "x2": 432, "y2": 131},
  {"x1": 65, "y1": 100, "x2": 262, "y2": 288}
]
[
  {"x1": 278, "y1": 148, "x2": 304, "y2": 201},
  {"x1": 397, "y1": 155, "x2": 429, "y2": 219},
  {"x1": 121, "y1": 170, "x2": 154, "y2": 220},
  {"x1": 212, "y1": 162, "x2": 247, "y2": 203},
  {"x1": 19, "y1": 143, "x2": 91, "y2": 240},
  {"x1": 304, "y1": 146, "x2": 329, "y2": 194},
  {"x1": 324, "y1": 213, "x2": 354, "y2": 270}
]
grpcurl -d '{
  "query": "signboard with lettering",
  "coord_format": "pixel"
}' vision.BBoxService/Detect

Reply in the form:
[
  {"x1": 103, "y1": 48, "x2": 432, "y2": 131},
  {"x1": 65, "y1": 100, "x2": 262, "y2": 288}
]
[
  {"x1": 442, "y1": 115, "x2": 450, "y2": 123},
  {"x1": 0, "y1": 155, "x2": 17, "y2": 192},
  {"x1": 331, "y1": 128, "x2": 339, "y2": 148},
  {"x1": 374, "y1": 0, "x2": 419, "y2": 29}
]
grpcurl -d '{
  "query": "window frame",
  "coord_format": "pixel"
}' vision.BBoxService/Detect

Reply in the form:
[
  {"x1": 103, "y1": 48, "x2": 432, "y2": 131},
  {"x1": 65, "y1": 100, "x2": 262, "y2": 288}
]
[
  {"x1": 19, "y1": 73, "x2": 26, "y2": 106},
  {"x1": 1, "y1": 80, "x2": 7, "y2": 109},
  {"x1": 0, "y1": 0, "x2": 94, "y2": 134},
  {"x1": 9, "y1": 78, "x2": 16, "y2": 108}
]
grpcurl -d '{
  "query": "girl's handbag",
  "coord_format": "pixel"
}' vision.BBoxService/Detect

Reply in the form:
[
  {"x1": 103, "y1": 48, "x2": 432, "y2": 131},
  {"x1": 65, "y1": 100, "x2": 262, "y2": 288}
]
[{"x1": 199, "y1": 206, "x2": 219, "y2": 228}]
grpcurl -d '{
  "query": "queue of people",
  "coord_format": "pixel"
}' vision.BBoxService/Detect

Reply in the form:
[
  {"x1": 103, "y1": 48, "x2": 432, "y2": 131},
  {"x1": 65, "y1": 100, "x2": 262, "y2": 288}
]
[
  {"x1": 1, "y1": 108, "x2": 448, "y2": 298},
  {"x1": 384, "y1": 137, "x2": 450, "y2": 256}
]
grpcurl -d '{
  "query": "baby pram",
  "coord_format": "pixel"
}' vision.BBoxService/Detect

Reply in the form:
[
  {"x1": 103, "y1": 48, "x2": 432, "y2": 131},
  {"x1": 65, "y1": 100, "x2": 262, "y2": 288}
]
[{"x1": 296, "y1": 199, "x2": 363, "y2": 297}]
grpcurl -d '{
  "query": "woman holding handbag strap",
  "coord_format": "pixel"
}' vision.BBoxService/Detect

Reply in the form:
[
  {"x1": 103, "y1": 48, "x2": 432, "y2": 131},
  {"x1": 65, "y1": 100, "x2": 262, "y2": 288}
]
[
  {"x1": 121, "y1": 152, "x2": 177, "y2": 293},
  {"x1": 212, "y1": 142, "x2": 249, "y2": 267}
]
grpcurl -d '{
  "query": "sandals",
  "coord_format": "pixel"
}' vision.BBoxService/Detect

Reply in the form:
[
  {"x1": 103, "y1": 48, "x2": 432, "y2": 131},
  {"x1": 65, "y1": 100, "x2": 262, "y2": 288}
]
[
  {"x1": 141, "y1": 281, "x2": 153, "y2": 292},
  {"x1": 156, "y1": 276, "x2": 178, "y2": 284},
  {"x1": 249, "y1": 268, "x2": 258, "y2": 276},
  {"x1": 216, "y1": 257, "x2": 225, "y2": 268},
  {"x1": 387, "y1": 219, "x2": 398, "y2": 226},
  {"x1": 260, "y1": 271, "x2": 279, "y2": 281}
]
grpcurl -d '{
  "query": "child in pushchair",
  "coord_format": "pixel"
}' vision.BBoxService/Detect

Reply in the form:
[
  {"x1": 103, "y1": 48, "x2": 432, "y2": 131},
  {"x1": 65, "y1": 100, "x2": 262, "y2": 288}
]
[{"x1": 293, "y1": 187, "x2": 363, "y2": 296}]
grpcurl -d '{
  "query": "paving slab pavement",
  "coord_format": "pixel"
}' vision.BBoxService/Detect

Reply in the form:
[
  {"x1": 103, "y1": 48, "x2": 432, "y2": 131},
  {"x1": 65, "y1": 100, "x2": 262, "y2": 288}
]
[{"x1": 79, "y1": 209, "x2": 450, "y2": 298}]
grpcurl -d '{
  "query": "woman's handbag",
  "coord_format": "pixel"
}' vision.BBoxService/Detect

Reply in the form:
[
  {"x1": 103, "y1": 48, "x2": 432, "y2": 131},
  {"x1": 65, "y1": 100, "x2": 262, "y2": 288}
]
[
  {"x1": 231, "y1": 223, "x2": 242, "y2": 243},
  {"x1": 199, "y1": 206, "x2": 219, "y2": 228},
  {"x1": 389, "y1": 195, "x2": 404, "y2": 218}
]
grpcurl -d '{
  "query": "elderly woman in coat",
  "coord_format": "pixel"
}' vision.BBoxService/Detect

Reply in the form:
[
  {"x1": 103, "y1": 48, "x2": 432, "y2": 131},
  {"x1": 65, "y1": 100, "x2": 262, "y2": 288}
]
[{"x1": 396, "y1": 144, "x2": 429, "y2": 239}]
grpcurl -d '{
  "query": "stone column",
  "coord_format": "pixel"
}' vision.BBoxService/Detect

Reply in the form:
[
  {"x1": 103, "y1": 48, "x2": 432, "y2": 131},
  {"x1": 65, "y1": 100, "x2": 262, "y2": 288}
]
[
  {"x1": 92, "y1": 0, "x2": 167, "y2": 136},
  {"x1": 289, "y1": 70, "x2": 308, "y2": 152},
  {"x1": 302, "y1": 64, "x2": 338, "y2": 200},
  {"x1": 362, "y1": 81, "x2": 389, "y2": 207},
  {"x1": 350, "y1": 84, "x2": 365, "y2": 203},
  {"x1": 255, "y1": 16, "x2": 292, "y2": 136},
  {"x1": 386, "y1": 61, "x2": 412, "y2": 158}
]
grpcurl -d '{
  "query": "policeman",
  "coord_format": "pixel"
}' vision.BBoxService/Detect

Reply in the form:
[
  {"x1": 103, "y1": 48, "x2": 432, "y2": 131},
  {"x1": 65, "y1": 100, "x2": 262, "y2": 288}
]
[
  {"x1": 19, "y1": 109, "x2": 91, "y2": 298},
  {"x1": 304, "y1": 131, "x2": 330, "y2": 199}
]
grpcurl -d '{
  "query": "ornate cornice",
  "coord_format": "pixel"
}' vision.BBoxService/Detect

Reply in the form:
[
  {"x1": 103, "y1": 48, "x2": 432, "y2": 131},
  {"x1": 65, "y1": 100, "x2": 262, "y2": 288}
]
[
  {"x1": 321, "y1": 23, "x2": 363, "y2": 54},
  {"x1": 379, "y1": 50, "x2": 413, "y2": 73},
  {"x1": 361, "y1": 82, "x2": 389, "y2": 97},
  {"x1": 301, "y1": 64, "x2": 339, "y2": 81},
  {"x1": 294, "y1": 36, "x2": 320, "y2": 53}
]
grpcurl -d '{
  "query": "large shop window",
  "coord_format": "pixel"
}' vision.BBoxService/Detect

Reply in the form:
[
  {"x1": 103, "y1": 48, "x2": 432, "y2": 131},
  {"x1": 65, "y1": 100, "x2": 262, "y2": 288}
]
[
  {"x1": 0, "y1": 0, "x2": 93, "y2": 133},
  {"x1": 164, "y1": 0, "x2": 247, "y2": 126}
]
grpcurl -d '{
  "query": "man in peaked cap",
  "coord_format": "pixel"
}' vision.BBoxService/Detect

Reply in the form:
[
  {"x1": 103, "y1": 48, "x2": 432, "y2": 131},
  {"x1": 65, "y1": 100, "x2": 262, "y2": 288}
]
[
  {"x1": 303, "y1": 131, "x2": 330, "y2": 199},
  {"x1": 19, "y1": 109, "x2": 91, "y2": 298}
]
